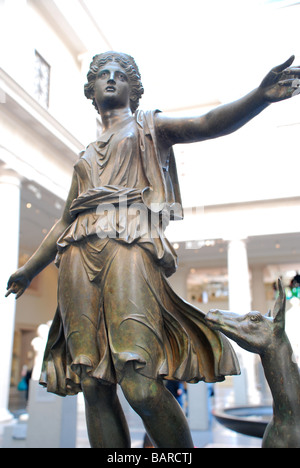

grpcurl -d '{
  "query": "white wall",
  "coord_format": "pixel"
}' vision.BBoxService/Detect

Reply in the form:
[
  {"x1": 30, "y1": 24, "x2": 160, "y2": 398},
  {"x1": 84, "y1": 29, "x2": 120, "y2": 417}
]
[
  {"x1": 0, "y1": 0, "x2": 97, "y2": 147},
  {"x1": 15, "y1": 264, "x2": 58, "y2": 328}
]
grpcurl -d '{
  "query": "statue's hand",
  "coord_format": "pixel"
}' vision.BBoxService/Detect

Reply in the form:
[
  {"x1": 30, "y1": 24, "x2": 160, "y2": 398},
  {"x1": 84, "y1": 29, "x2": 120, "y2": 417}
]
[
  {"x1": 259, "y1": 55, "x2": 300, "y2": 102},
  {"x1": 6, "y1": 267, "x2": 32, "y2": 299}
]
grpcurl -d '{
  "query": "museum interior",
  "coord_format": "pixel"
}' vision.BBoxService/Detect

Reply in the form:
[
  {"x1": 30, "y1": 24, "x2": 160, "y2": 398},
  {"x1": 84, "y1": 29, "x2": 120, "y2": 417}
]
[{"x1": 0, "y1": 0, "x2": 300, "y2": 448}]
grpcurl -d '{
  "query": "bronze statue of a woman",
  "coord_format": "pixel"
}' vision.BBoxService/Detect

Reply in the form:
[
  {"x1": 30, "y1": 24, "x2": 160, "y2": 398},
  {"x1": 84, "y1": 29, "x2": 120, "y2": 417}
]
[{"x1": 6, "y1": 51, "x2": 300, "y2": 448}]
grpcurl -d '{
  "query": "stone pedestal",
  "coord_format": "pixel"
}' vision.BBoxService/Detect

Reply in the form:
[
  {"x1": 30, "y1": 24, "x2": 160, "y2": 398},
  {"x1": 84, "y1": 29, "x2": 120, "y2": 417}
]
[
  {"x1": 188, "y1": 382, "x2": 209, "y2": 431},
  {"x1": 26, "y1": 380, "x2": 77, "y2": 448}
]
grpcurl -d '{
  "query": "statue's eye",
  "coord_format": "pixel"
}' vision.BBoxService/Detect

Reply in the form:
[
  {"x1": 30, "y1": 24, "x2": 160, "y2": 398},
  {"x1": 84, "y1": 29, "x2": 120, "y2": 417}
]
[
  {"x1": 117, "y1": 72, "x2": 127, "y2": 82},
  {"x1": 98, "y1": 71, "x2": 108, "y2": 80},
  {"x1": 249, "y1": 313, "x2": 262, "y2": 323}
]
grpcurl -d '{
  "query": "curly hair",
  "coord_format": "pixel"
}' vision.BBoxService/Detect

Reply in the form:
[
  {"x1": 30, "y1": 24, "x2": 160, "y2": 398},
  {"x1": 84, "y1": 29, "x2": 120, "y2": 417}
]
[{"x1": 84, "y1": 51, "x2": 144, "y2": 114}]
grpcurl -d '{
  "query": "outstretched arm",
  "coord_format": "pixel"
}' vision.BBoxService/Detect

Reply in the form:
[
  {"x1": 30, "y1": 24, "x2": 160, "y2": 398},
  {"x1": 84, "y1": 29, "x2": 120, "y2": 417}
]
[
  {"x1": 6, "y1": 172, "x2": 78, "y2": 299},
  {"x1": 155, "y1": 56, "x2": 300, "y2": 147}
]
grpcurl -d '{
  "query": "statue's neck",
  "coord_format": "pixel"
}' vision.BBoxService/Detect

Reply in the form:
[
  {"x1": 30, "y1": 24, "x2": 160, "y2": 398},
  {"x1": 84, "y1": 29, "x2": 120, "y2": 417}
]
[
  {"x1": 261, "y1": 336, "x2": 300, "y2": 418},
  {"x1": 100, "y1": 107, "x2": 132, "y2": 131}
]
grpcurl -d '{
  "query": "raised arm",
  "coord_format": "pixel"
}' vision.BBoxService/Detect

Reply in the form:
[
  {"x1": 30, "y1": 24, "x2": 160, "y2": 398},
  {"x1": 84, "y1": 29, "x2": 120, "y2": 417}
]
[
  {"x1": 6, "y1": 171, "x2": 78, "y2": 299},
  {"x1": 155, "y1": 56, "x2": 300, "y2": 148}
]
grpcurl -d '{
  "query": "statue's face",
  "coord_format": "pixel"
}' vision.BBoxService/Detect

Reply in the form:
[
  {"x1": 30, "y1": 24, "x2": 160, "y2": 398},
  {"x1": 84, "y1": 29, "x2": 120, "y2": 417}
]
[{"x1": 93, "y1": 61, "x2": 130, "y2": 111}]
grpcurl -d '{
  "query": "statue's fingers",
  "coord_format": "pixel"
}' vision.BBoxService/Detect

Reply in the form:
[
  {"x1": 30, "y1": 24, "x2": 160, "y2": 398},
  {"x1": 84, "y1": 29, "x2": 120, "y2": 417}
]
[
  {"x1": 5, "y1": 286, "x2": 15, "y2": 297},
  {"x1": 284, "y1": 66, "x2": 300, "y2": 75},
  {"x1": 15, "y1": 288, "x2": 25, "y2": 300},
  {"x1": 272, "y1": 55, "x2": 295, "y2": 73},
  {"x1": 278, "y1": 78, "x2": 300, "y2": 86},
  {"x1": 277, "y1": 78, "x2": 300, "y2": 97}
]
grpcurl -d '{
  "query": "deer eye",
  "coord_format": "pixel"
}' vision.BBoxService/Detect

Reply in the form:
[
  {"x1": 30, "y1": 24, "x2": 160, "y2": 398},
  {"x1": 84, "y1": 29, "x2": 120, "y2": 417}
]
[{"x1": 249, "y1": 313, "x2": 262, "y2": 323}]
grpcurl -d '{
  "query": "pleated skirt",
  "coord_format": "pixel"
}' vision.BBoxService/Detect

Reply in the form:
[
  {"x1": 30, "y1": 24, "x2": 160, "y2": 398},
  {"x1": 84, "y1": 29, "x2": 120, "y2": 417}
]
[{"x1": 40, "y1": 238, "x2": 240, "y2": 396}]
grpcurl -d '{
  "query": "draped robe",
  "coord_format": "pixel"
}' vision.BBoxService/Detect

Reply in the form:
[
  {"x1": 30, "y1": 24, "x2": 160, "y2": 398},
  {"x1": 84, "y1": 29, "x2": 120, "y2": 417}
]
[{"x1": 40, "y1": 110, "x2": 240, "y2": 396}]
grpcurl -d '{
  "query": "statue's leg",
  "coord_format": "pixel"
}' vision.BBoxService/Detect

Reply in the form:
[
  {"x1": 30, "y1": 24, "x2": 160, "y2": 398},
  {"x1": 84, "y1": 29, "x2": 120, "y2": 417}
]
[
  {"x1": 120, "y1": 362, "x2": 194, "y2": 448},
  {"x1": 81, "y1": 369, "x2": 131, "y2": 448},
  {"x1": 58, "y1": 246, "x2": 130, "y2": 448}
]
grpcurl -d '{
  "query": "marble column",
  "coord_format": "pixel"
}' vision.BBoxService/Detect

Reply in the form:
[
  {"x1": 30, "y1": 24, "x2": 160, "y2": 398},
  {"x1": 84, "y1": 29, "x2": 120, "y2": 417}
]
[
  {"x1": 227, "y1": 239, "x2": 252, "y2": 312},
  {"x1": 0, "y1": 168, "x2": 21, "y2": 421},
  {"x1": 227, "y1": 238, "x2": 259, "y2": 405}
]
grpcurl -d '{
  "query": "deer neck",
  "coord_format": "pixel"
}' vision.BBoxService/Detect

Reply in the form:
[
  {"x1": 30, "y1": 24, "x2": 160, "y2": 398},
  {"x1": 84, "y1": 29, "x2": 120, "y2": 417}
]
[{"x1": 261, "y1": 333, "x2": 300, "y2": 418}]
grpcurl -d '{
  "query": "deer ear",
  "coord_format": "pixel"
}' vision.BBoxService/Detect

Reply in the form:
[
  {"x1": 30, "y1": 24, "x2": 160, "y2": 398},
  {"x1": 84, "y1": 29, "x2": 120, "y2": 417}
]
[
  {"x1": 264, "y1": 309, "x2": 272, "y2": 318},
  {"x1": 273, "y1": 278, "x2": 286, "y2": 328}
]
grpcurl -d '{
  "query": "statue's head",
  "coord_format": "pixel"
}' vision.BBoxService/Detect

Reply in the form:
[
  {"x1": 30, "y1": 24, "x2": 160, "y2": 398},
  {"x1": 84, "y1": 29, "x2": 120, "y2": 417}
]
[{"x1": 84, "y1": 51, "x2": 144, "y2": 114}]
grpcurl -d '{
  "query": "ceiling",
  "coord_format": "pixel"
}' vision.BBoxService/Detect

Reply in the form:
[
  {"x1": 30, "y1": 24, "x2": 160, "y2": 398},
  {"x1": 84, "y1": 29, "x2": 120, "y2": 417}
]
[
  {"x1": 19, "y1": 179, "x2": 64, "y2": 258},
  {"x1": 173, "y1": 232, "x2": 300, "y2": 269}
]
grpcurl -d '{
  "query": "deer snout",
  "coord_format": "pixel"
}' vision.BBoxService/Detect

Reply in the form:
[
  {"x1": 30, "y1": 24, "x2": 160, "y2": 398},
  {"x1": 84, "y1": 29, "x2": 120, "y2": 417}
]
[{"x1": 206, "y1": 309, "x2": 224, "y2": 329}]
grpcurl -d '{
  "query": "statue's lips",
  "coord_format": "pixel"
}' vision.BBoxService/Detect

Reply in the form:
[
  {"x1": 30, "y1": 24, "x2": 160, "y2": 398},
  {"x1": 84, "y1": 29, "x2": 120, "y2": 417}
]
[{"x1": 105, "y1": 86, "x2": 116, "y2": 92}]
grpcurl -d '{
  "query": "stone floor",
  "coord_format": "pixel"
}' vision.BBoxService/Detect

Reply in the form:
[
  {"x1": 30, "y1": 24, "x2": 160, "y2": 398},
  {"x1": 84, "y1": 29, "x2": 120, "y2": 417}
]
[{"x1": 1, "y1": 382, "x2": 263, "y2": 449}]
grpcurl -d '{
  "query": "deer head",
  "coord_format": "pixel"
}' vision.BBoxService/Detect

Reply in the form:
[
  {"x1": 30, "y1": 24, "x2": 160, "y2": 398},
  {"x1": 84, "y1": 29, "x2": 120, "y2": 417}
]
[{"x1": 206, "y1": 279, "x2": 286, "y2": 355}]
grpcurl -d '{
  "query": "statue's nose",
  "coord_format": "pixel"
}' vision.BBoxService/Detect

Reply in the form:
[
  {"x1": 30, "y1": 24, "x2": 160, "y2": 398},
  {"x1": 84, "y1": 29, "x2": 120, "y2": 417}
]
[{"x1": 108, "y1": 71, "x2": 116, "y2": 83}]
